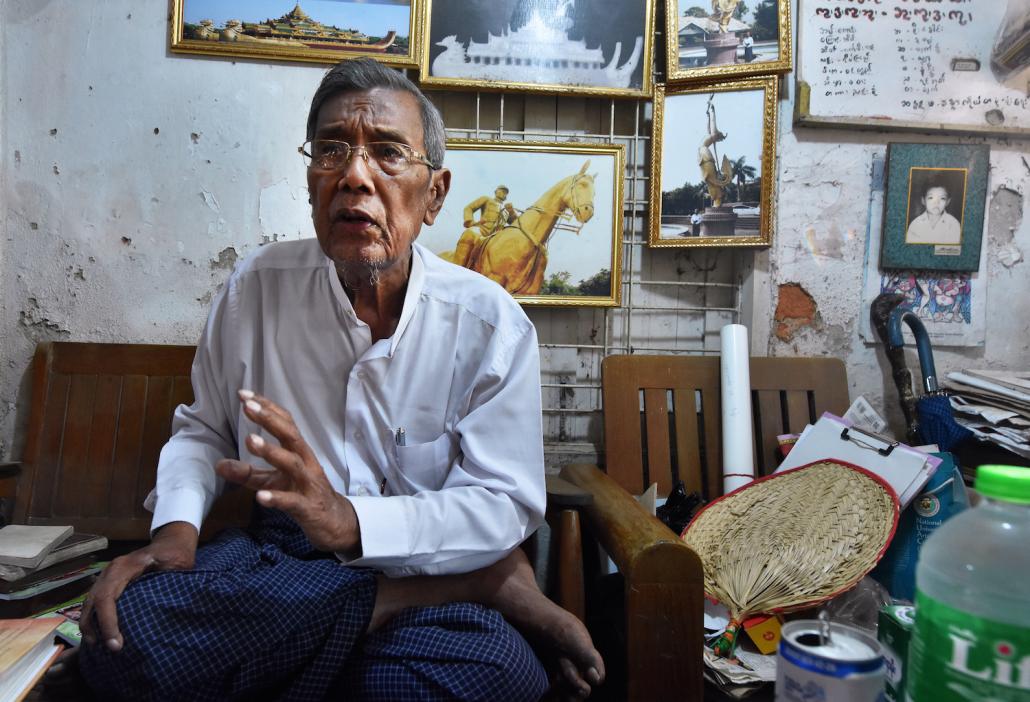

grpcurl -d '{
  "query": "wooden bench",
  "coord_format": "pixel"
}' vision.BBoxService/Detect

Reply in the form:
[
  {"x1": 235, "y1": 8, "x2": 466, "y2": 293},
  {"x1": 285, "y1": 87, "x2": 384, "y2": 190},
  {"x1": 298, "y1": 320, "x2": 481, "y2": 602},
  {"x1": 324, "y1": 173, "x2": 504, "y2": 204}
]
[{"x1": 12, "y1": 342, "x2": 252, "y2": 542}]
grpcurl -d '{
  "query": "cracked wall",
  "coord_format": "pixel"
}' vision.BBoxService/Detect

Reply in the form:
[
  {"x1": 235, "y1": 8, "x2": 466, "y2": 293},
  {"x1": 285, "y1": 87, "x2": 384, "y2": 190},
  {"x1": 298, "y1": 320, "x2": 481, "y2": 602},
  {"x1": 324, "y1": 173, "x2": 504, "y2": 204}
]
[{"x1": 758, "y1": 82, "x2": 1030, "y2": 436}]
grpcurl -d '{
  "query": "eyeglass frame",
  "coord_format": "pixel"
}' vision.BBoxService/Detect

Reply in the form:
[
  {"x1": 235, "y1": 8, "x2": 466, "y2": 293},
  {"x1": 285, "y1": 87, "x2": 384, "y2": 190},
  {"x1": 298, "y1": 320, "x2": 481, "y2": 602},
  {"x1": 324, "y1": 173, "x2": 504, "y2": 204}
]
[{"x1": 298, "y1": 139, "x2": 439, "y2": 175}]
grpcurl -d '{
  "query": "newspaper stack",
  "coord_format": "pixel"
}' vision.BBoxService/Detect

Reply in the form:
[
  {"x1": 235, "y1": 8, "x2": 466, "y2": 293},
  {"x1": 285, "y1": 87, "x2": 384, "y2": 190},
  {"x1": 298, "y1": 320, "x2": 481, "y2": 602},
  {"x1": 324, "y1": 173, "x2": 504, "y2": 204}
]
[{"x1": 945, "y1": 369, "x2": 1030, "y2": 460}]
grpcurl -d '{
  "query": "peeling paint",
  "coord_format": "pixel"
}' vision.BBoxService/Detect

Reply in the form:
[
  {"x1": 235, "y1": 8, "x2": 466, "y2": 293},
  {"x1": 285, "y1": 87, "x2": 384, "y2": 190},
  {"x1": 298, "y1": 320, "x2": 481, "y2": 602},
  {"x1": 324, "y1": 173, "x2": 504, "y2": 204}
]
[
  {"x1": 121, "y1": 236, "x2": 132, "y2": 245},
  {"x1": 201, "y1": 190, "x2": 220, "y2": 212},
  {"x1": 210, "y1": 246, "x2": 238, "y2": 270},
  {"x1": 52, "y1": 164, "x2": 59, "y2": 175},
  {"x1": 49, "y1": 128, "x2": 57, "y2": 136},
  {"x1": 191, "y1": 132, "x2": 200, "y2": 143},
  {"x1": 19, "y1": 298, "x2": 70, "y2": 336},
  {"x1": 774, "y1": 283, "x2": 818, "y2": 341}
]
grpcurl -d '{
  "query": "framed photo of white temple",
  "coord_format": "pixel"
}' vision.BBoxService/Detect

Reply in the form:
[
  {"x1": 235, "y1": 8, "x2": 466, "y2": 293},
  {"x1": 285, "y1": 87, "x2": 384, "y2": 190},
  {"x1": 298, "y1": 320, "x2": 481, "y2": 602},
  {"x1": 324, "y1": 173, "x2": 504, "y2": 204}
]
[
  {"x1": 419, "y1": 0, "x2": 655, "y2": 98},
  {"x1": 649, "y1": 77, "x2": 778, "y2": 249},
  {"x1": 420, "y1": 140, "x2": 624, "y2": 307},
  {"x1": 664, "y1": 0, "x2": 792, "y2": 85},
  {"x1": 170, "y1": 0, "x2": 422, "y2": 68}
]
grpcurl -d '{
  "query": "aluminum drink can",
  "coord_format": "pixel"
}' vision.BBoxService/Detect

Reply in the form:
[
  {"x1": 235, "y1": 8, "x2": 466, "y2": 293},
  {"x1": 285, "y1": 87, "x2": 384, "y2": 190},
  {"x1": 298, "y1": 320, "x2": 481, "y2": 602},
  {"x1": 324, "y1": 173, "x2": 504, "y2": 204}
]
[{"x1": 775, "y1": 620, "x2": 887, "y2": 702}]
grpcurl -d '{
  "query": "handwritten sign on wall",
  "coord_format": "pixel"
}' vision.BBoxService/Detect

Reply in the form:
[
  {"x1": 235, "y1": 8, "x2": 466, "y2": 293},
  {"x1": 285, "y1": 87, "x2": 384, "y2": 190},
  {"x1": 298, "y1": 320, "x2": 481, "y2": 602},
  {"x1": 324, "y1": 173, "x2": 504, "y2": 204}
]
[{"x1": 796, "y1": 0, "x2": 1030, "y2": 136}]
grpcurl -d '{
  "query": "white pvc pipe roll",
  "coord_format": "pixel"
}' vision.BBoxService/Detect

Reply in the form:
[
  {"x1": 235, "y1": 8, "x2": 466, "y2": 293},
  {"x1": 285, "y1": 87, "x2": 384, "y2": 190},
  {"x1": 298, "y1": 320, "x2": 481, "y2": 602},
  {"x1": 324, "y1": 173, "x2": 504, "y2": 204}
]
[{"x1": 720, "y1": 324, "x2": 756, "y2": 493}]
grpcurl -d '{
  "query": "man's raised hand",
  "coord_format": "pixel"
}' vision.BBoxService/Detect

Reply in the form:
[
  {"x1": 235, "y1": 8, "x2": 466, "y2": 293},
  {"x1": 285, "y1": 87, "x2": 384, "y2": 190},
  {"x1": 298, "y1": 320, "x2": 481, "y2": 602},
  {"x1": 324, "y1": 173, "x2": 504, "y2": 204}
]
[{"x1": 215, "y1": 390, "x2": 361, "y2": 555}]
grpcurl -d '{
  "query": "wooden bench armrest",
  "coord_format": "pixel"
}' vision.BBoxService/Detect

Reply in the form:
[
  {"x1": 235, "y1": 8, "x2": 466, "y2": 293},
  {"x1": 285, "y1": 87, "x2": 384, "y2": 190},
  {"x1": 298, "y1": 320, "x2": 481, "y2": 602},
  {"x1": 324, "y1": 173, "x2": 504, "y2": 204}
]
[{"x1": 559, "y1": 462, "x2": 704, "y2": 702}]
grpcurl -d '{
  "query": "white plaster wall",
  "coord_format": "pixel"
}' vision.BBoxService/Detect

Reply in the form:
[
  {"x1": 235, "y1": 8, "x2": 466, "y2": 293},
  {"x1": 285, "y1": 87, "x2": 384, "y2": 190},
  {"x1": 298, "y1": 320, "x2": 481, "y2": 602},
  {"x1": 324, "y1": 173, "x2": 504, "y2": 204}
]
[
  {"x1": 1, "y1": 1, "x2": 323, "y2": 457},
  {"x1": 754, "y1": 82, "x2": 1030, "y2": 436},
  {"x1": 2, "y1": 0, "x2": 1027, "y2": 460}
]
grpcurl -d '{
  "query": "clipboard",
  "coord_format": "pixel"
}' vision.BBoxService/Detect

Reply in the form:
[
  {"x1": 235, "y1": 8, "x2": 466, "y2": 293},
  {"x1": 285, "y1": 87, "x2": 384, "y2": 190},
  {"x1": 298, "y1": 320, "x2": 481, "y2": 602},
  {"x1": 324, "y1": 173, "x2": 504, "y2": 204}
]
[{"x1": 775, "y1": 414, "x2": 940, "y2": 507}]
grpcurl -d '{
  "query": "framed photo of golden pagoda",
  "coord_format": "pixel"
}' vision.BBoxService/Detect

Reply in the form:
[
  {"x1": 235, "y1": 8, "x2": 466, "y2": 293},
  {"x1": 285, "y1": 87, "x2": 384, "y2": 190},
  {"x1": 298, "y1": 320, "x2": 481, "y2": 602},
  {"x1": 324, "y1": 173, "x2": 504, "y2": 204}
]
[
  {"x1": 665, "y1": 0, "x2": 792, "y2": 85},
  {"x1": 170, "y1": 0, "x2": 422, "y2": 68},
  {"x1": 419, "y1": 140, "x2": 624, "y2": 307},
  {"x1": 649, "y1": 77, "x2": 778, "y2": 249},
  {"x1": 419, "y1": 0, "x2": 655, "y2": 98}
]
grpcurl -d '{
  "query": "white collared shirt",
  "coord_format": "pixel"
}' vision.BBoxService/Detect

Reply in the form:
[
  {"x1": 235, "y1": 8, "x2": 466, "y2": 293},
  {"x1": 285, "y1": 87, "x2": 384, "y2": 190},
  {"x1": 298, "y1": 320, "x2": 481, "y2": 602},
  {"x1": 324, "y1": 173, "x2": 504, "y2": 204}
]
[{"x1": 146, "y1": 238, "x2": 545, "y2": 576}]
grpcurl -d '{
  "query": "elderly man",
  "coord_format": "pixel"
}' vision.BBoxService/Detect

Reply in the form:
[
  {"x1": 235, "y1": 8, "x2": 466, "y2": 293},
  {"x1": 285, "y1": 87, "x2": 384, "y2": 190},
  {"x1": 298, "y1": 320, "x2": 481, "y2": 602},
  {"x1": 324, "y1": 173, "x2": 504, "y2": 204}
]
[{"x1": 76, "y1": 58, "x2": 602, "y2": 701}]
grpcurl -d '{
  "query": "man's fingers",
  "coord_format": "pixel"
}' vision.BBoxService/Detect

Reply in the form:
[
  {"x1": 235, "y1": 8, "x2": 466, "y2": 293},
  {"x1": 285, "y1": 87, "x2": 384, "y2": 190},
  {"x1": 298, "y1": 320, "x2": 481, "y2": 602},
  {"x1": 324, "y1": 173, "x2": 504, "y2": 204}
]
[
  {"x1": 244, "y1": 434, "x2": 308, "y2": 482},
  {"x1": 239, "y1": 394, "x2": 318, "y2": 464},
  {"x1": 254, "y1": 488, "x2": 305, "y2": 515},
  {"x1": 215, "y1": 459, "x2": 290, "y2": 491}
]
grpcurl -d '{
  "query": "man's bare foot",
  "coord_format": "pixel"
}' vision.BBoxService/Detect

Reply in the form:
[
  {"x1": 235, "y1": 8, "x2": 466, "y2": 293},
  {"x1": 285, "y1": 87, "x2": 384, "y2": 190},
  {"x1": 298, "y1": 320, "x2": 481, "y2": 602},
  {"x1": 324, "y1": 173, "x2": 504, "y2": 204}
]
[{"x1": 479, "y1": 550, "x2": 605, "y2": 698}]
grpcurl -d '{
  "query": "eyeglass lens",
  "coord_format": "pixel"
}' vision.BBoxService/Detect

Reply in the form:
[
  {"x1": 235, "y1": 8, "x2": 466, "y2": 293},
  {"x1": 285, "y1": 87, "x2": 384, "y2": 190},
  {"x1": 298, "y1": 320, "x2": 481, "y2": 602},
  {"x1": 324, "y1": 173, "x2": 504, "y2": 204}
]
[{"x1": 305, "y1": 141, "x2": 423, "y2": 174}]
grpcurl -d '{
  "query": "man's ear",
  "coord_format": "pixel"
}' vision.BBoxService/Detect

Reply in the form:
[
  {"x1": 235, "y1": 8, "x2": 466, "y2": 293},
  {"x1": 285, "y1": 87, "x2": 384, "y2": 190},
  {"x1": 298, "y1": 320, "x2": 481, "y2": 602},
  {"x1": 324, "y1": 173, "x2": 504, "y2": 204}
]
[{"x1": 423, "y1": 168, "x2": 451, "y2": 226}]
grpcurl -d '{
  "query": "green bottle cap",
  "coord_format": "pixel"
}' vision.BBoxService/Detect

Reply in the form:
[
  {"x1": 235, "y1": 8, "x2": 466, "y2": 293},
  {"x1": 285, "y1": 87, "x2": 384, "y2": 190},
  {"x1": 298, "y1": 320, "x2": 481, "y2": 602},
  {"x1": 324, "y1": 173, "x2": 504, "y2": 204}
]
[{"x1": 976, "y1": 465, "x2": 1030, "y2": 504}]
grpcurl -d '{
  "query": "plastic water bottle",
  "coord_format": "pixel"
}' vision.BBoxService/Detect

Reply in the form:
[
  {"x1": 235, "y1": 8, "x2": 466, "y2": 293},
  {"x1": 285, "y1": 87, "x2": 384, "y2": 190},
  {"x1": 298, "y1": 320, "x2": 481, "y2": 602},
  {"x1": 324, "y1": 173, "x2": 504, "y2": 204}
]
[{"x1": 906, "y1": 465, "x2": 1030, "y2": 701}]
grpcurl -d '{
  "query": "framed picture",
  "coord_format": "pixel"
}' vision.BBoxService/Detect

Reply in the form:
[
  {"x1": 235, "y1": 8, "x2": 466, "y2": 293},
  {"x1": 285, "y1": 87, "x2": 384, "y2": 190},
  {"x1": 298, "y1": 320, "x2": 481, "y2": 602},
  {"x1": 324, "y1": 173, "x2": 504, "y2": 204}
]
[
  {"x1": 665, "y1": 0, "x2": 791, "y2": 85},
  {"x1": 170, "y1": 0, "x2": 422, "y2": 68},
  {"x1": 880, "y1": 143, "x2": 990, "y2": 272},
  {"x1": 419, "y1": 0, "x2": 655, "y2": 98},
  {"x1": 419, "y1": 140, "x2": 624, "y2": 307},
  {"x1": 649, "y1": 77, "x2": 778, "y2": 249}
]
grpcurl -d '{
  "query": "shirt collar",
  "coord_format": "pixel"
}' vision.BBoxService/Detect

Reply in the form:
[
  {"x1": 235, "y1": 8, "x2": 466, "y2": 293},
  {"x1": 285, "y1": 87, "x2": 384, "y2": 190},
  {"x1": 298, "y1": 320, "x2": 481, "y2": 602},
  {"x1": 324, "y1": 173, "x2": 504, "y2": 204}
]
[
  {"x1": 390, "y1": 244, "x2": 426, "y2": 356},
  {"x1": 323, "y1": 244, "x2": 426, "y2": 355}
]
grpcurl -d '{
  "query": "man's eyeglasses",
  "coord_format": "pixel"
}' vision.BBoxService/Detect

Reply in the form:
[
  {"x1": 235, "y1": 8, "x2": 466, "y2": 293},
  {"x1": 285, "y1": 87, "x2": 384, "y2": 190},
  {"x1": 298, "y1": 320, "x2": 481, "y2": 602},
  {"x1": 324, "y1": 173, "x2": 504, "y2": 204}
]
[{"x1": 298, "y1": 140, "x2": 437, "y2": 175}]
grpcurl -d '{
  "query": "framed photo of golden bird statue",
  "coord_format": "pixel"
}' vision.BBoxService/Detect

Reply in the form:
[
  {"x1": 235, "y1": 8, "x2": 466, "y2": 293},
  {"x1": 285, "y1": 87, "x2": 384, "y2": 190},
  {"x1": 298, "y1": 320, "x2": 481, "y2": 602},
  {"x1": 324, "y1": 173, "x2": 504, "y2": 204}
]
[
  {"x1": 170, "y1": 0, "x2": 423, "y2": 68},
  {"x1": 419, "y1": 0, "x2": 655, "y2": 98},
  {"x1": 419, "y1": 140, "x2": 624, "y2": 307},
  {"x1": 665, "y1": 0, "x2": 792, "y2": 85},
  {"x1": 649, "y1": 77, "x2": 778, "y2": 249}
]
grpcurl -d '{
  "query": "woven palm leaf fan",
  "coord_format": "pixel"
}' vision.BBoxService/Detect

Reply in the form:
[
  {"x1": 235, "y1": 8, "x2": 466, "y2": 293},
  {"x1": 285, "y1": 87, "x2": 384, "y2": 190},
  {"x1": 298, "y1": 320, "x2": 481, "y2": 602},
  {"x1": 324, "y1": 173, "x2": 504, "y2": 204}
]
[{"x1": 681, "y1": 459, "x2": 899, "y2": 657}]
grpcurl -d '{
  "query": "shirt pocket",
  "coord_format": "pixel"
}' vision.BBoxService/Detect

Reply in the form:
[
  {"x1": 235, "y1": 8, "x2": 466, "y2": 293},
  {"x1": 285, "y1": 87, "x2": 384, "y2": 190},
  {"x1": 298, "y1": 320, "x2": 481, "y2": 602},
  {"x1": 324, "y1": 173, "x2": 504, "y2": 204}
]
[{"x1": 391, "y1": 432, "x2": 457, "y2": 493}]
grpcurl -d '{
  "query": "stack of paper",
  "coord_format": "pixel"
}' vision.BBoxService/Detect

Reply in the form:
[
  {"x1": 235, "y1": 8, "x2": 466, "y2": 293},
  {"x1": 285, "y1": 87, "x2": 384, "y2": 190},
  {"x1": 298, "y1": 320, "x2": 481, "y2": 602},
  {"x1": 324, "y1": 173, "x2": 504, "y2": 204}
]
[
  {"x1": 775, "y1": 414, "x2": 940, "y2": 508},
  {"x1": 945, "y1": 370, "x2": 1030, "y2": 460}
]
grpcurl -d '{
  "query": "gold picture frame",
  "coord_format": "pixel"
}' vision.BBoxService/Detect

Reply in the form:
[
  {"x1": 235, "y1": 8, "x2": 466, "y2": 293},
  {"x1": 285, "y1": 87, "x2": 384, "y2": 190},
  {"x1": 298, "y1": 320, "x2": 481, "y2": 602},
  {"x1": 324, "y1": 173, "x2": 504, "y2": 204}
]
[
  {"x1": 649, "y1": 78, "x2": 778, "y2": 249},
  {"x1": 664, "y1": 0, "x2": 792, "y2": 85},
  {"x1": 419, "y1": 139, "x2": 624, "y2": 307},
  {"x1": 418, "y1": 0, "x2": 655, "y2": 98},
  {"x1": 169, "y1": 0, "x2": 422, "y2": 68}
]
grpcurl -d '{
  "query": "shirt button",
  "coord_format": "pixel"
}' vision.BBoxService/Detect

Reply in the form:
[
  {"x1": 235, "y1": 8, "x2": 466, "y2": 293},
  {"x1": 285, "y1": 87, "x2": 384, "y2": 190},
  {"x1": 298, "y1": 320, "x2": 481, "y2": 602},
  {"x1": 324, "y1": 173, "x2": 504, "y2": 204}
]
[
  {"x1": 356, "y1": 486, "x2": 371, "y2": 496},
  {"x1": 354, "y1": 430, "x2": 363, "y2": 440},
  {"x1": 356, "y1": 371, "x2": 367, "y2": 381}
]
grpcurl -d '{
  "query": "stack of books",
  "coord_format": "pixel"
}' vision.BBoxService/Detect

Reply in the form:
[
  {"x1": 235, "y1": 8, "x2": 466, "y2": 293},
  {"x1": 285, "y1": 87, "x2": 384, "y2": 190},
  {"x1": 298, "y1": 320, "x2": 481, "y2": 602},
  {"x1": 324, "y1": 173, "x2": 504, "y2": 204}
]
[
  {"x1": 945, "y1": 369, "x2": 1030, "y2": 461},
  {"x1": 0, "y1": 526, "x2": 107, "y2": 619},
  {"x1": 0, "y1": 618, "x2": 63, "y2": 702}
]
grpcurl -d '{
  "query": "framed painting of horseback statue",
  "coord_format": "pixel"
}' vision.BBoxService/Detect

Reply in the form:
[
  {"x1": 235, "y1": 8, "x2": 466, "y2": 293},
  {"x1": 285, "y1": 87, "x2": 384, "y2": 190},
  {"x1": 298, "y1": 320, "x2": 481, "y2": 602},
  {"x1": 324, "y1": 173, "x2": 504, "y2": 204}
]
[
  {"x1": 421, "y1": 140, "x2": 624, "y2": 306},
  {"x1": 419, "y1": 0, "x2": 655, "y2": 98},
  {"x1": 170, "y1": 0, "x2": 423, "y2": 68},
  {"x1": 649, "y1": 76, "x2": 778, "y2": 249}
]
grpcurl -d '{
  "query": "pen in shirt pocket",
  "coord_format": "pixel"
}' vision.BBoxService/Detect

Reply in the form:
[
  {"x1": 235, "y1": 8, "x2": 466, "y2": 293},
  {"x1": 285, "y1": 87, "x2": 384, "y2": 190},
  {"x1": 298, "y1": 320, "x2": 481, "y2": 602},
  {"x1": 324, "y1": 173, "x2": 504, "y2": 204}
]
[{"x1": 394, "y1": 427, "x2": 406, "y2": 447}]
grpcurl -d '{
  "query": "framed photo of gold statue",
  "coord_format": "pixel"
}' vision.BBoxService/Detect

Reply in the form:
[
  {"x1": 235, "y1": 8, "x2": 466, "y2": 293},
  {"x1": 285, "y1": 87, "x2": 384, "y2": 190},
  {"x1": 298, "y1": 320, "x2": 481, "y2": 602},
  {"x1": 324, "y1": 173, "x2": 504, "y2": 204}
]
[
  {"x1": 419, "y1": 140, "x2": 624, "y2": 307},
  {"x1": 649, "y1": 77, "x2": 778, "y2": 249},
  {"x1": 419, "y1": 0, "x2": 655, "y2": 98},
  {"x1": 170, "y1": 0, "x2": 422, "y2": 68},
  {"x1": 665, "y1": 0, "x2": 792, "y2": 85}
]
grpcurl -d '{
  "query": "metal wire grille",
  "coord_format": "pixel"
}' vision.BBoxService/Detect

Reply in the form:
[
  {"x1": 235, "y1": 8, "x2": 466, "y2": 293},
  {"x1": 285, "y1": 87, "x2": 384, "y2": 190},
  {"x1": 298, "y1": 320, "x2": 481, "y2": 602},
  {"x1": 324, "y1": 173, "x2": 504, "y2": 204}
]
[{"x1": 423, "y1": 87, "x2": 748, "y2": 460}]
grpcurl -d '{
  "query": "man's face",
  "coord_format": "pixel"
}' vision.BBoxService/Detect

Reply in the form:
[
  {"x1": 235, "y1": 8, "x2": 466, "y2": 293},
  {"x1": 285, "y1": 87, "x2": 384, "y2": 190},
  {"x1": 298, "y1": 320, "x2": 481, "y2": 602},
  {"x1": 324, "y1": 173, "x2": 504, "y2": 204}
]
[
  {"x1": 495, "y1": 188, "x2": 508, "y2": 201},
  {"x1": 307, "y1": 88, "x2": 449, "y2": 273},
  {"x1": 922, "y1": 187, "x2": 949, "y2": 217}
]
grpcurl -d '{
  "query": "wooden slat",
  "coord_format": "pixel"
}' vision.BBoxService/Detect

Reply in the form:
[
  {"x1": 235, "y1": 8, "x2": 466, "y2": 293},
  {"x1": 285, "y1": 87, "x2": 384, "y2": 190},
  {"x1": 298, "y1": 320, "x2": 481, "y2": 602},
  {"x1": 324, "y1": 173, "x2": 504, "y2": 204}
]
[
  {"x1": 642, "y1": 387, "x2": 672, "y2": 496},
  {"x1": 136, "y1": 377, "x2": 174, "y2": 517},
  {"x1": 109, "y1": 375, "x2": 147, "y2": 519},
  {"x1": 784, "y1": 390, "x2": 812, "y2": 435},
  {"x1": 671, "y1": 389, "x2": 703, "y2": 495},
  {"x1": 50, "y1": 342, "x2": 195, "y2": 376},
  {"x1": 557, "y1": 509, "x2": 585, "y2": 623},
  {"x1": 699, "y1": 388, "x2": 723, "y2": 499},
  {"x1": 27, "y1": 373, "x2": 70, "y2": 517},
  {"x1": 53, "y1": 374, "x2": 98, "y2": 517},
  {"x1": 82, "y1": 375, "x2": 123, "y2": 517},
  {"x1": 754, "y1": 390, "x2": 785, "y2": 476}
]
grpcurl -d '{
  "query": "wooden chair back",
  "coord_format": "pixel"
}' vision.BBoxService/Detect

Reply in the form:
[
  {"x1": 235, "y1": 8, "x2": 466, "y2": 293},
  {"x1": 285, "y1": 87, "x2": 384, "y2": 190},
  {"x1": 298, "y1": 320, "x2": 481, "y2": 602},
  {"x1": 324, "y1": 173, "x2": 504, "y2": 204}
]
[
  {"x1": 601, "y1": 355, "x2": 850, "y2": 500},
  {"x1": 14, "y1": 342, "x2": 252, "y2": 541}
]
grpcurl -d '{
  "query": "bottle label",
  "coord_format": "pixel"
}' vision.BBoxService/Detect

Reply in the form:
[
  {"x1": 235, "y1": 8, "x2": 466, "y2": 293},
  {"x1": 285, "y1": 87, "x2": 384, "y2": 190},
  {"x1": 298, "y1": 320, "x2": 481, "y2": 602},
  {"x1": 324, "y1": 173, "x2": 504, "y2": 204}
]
[{"x1": 907, "y1": 590, "x2": 1030, "y2": 701}]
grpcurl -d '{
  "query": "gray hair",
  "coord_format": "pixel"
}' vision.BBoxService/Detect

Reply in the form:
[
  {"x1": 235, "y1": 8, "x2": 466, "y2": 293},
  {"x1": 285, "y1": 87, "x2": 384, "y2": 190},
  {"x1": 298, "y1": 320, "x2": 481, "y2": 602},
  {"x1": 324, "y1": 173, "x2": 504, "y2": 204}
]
[{"x1": 306, "y1": 58, "x2": 445, "y2": 169}]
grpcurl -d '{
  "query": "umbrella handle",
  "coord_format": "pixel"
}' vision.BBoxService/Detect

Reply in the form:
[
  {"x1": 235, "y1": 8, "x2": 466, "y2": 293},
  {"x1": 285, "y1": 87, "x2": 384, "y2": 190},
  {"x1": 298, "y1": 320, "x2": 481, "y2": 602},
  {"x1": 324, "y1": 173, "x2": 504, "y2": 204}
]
[{"x1": 887, "y1": 308, "x2": 940, "y2": 394}]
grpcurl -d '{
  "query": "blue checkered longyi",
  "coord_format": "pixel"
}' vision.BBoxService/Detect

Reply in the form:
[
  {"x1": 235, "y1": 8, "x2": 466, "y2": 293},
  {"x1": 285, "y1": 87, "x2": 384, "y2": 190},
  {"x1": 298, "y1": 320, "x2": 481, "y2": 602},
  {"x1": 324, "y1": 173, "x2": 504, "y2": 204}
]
[{"x1": 79, "y1": 508, "x2": 548, "y2": 701}]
